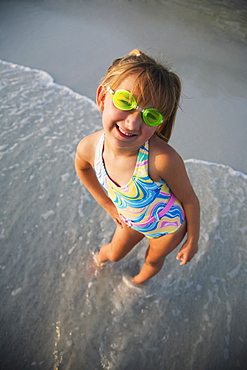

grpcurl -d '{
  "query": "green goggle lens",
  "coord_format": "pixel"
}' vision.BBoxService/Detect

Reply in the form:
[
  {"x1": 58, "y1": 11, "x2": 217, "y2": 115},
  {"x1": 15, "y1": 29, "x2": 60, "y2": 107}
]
[
  {"x1": 109, "y1": 88, "x2": 163, "y2": 127},
  {"x1": 142, "y1": 109, "x2": 163, "y2": 126},
  {"x1": 113, "y1": 90, "x2": 134, "y2": 110}
]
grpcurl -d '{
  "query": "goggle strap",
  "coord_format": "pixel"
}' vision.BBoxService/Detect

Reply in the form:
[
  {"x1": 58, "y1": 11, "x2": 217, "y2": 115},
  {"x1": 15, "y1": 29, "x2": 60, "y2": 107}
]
[{"x1": 106, "y1": 86, "x2": 114, "y2": 95}]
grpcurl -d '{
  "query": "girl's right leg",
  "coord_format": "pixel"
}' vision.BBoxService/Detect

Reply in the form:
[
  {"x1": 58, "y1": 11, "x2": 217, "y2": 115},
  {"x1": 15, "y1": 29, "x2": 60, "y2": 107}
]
[{"x1": 96, "y1": 223, "x2": 145, "y2": 264}]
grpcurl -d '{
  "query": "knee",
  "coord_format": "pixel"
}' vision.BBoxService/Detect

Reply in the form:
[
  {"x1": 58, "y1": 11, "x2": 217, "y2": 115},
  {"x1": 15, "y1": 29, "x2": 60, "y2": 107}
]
[
  {"x1": 108, "y1": 253, "x2": 122, "y2": 262},
  {"x1": 107, "y1": 246, "x2": 123, "y2": 262},
  {"x1": 145, "y1": 256, "x2": 165, "y2": 269}
]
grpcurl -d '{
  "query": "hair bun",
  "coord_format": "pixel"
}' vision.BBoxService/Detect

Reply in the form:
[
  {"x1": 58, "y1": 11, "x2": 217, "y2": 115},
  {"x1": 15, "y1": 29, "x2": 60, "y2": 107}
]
[{"x1": 128, "y1": 49, "x2": 141, "y2": 56}]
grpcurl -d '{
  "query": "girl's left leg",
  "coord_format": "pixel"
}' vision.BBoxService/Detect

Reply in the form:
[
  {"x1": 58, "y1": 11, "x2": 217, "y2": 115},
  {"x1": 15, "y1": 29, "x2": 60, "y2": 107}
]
[{"x1": 132, "y1": 221, "x2": 187, "y2": 284}]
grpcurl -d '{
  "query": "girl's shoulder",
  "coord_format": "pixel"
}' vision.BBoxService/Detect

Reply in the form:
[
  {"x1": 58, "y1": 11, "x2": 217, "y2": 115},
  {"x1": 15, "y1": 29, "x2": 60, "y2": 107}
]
[
  {"x1": 76, "y1": 129, "x2": 104, "y2": 166},
  {"x1": 149, "y1": 134, "x2": 180, "y2": 159},
  {"x1": 149, "y1": 135, "x2": 184, "y2": 179}
]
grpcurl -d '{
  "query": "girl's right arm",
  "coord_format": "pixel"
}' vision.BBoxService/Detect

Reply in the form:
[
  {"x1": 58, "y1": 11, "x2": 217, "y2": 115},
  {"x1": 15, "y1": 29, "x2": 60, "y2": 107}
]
[{"x1": 74, "y1": 133, "x2": 124, "y2": 228}]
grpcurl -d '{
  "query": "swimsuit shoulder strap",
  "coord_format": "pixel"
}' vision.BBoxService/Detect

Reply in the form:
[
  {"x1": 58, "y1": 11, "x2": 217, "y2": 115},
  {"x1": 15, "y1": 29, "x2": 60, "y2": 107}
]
[
  {"x1": 134, "y1": 140, "x2": 149, "y2": 179},
  {"x1": 94, "y1": 133, "x2": 105, "y2": 174}
]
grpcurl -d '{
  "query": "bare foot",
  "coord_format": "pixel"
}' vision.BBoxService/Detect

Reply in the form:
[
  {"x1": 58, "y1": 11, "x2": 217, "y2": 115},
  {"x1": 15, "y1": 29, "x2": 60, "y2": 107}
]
[
  {"x1": 93, "y1": 253, "x2": 108, "y2": 268},
  {"x1": 122, "y1": 275, "x2": 143, "y2": 292}
]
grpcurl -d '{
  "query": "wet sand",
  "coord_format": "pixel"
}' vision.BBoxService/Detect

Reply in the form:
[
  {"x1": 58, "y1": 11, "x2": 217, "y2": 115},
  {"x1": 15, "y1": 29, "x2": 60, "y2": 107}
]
[{"x1": 0, "y1": 0, "x2": 247, "y2": 173}]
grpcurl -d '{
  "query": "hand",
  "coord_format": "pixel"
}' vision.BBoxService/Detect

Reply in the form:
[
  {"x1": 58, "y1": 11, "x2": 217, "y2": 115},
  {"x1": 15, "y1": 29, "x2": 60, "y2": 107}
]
[
  {"x1": 112, "y1": 213, "x2": 125, "y2": 229},
  {"x1": 104, "y1": 201, "x2": 125, "y2": 229},
  {"x1": 176, "y1": 240, "x2": 198, "y2": 266}
]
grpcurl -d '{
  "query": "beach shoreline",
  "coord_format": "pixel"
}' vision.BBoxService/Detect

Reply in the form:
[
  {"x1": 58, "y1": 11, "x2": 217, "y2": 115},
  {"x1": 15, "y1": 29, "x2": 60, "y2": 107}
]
[{"x1": 1, "y1": 5, "x2": 247, "y2": 367}]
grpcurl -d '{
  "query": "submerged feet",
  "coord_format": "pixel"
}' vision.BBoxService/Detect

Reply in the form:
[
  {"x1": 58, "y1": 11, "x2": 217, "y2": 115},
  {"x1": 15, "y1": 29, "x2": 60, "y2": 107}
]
[
  {"x1": 86, "y1": 252, "x2": 109, "y2": 278},
  {"x1": 93, "y1": 253, "x2": 108, "y2": 268},
  {"x1": 122, "y1": 275, "x2": 143, "y2": 292},
  {"x1": 91, "y1": 252, "x2": 143, "y2": 292}
]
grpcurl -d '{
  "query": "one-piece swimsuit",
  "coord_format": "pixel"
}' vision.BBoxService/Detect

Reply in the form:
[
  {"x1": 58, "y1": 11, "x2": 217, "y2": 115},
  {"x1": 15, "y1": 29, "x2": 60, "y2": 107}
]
[{"x1": 94, "y1": 133, "x2": 185, "y2": 239}]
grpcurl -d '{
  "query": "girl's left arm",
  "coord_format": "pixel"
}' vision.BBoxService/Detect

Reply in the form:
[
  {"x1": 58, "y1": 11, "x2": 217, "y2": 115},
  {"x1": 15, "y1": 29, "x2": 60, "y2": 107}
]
[
  {"x1": 156, "y1": 146, "x2": 200, "y2": 265},
  {"x1": 176, "y1": 191, "x2": 200, "y2": 265}
]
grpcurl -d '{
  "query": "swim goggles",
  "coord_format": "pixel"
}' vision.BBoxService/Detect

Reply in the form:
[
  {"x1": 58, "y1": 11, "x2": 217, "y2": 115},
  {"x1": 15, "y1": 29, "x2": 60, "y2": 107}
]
[{"x1": 107, "y1": 87, "x2": 163, "y2": 126}]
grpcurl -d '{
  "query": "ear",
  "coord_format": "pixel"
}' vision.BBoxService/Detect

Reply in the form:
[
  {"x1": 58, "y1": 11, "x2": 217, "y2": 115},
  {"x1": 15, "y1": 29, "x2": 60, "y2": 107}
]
[{"x1": 96, "y1": 85, "x2": 106, "y2": 111}]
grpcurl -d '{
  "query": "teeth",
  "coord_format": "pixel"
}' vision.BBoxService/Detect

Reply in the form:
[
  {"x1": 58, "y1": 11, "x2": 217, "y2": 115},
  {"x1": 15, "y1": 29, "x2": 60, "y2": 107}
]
[{"x1": 118, "y1": 126, "x2": 134, "y2": 136}]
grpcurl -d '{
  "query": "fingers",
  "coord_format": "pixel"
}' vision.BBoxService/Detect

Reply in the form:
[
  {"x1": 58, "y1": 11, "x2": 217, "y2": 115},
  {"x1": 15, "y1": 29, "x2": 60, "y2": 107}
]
[
  {"x1": 176, "y1": 253, "x2": 189, "y2": 265},
  {"x1": 114, "y1": 218, "x2": 123, "y2": 228},
  {"x1": 113, "y1": 214, "x2": 131, "y2": 229},
  {"x1": 176, "y1": 249, "x2": 192, "y2": 265},
  {"x1": 113, "y1": 215, "x2": 129, "y2": 229},
  {"x1": 178, "y1": 257, "x2": 188, "y2": 266},
  {"x1": 176, "y1": 240, "x2": 198, "y2": 266}
]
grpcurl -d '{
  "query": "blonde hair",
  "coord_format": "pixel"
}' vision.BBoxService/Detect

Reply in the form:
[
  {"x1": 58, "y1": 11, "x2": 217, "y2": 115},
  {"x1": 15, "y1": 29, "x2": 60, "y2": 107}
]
[{"x1": 100, "y1": 49, "x2": 181, "y2": 143}]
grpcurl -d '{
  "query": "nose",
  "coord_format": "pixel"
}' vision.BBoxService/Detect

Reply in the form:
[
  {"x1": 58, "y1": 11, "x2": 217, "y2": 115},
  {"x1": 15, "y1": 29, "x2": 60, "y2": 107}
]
[{"x1": 125, "y1": 111, "x2": 142, "y2": 130}]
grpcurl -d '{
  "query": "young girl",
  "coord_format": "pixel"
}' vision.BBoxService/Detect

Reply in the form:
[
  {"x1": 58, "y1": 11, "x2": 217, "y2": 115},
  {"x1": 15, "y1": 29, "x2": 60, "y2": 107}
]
[{"x1": 75, "y1": 50, "x2": 200, "y2": 285}]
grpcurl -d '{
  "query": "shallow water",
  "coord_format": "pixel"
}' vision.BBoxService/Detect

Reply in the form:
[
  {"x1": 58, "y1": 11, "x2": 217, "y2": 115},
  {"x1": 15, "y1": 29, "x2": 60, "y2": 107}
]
[{"x1": 0, "y1": 60, "x2": 247, "y2": 369}]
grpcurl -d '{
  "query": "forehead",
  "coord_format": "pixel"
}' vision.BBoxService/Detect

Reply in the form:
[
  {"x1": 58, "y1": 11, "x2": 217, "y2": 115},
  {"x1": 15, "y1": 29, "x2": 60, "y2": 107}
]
[
  {"x1": 113, "y1": 73, "x2": 140, "y2": 91},
  {"x1": 112, "y1": 73, "x2": 156, "y2": 108}
]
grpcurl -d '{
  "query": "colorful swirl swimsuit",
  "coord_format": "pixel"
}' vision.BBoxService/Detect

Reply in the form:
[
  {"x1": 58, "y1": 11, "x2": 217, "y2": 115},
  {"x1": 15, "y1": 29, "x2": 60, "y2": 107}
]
[{"x1": 94, "y1": 134, "x2": 185, "y2": 239}]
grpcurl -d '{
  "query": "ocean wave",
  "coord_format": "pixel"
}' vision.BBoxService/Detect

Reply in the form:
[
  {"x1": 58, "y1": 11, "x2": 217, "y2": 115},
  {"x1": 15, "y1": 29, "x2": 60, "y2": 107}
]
[
  {"x1": 0, "y1": 59, "x2": 246, "y2": 369},
  {"x1": 152, "y1": 0, "x2": 247, "y2": 43}
]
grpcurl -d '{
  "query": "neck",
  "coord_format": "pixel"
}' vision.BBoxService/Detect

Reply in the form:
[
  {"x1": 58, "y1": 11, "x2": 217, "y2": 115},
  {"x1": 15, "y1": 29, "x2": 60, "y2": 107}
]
[{"x1": 104, "y1": 135, "x2": 140, "y2": 158}]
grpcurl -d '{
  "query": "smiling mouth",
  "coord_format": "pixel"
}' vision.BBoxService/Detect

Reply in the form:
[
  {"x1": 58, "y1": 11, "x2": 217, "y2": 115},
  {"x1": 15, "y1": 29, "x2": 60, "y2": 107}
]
[{"x1": 116, "y1": 125, "x2": 136, "y2": 137}]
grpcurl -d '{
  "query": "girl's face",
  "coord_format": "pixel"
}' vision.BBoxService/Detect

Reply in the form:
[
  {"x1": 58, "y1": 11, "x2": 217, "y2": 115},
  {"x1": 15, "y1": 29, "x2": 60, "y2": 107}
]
[{"x1": 97, "y1": 74, "x2": 158, "y2": 152}]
